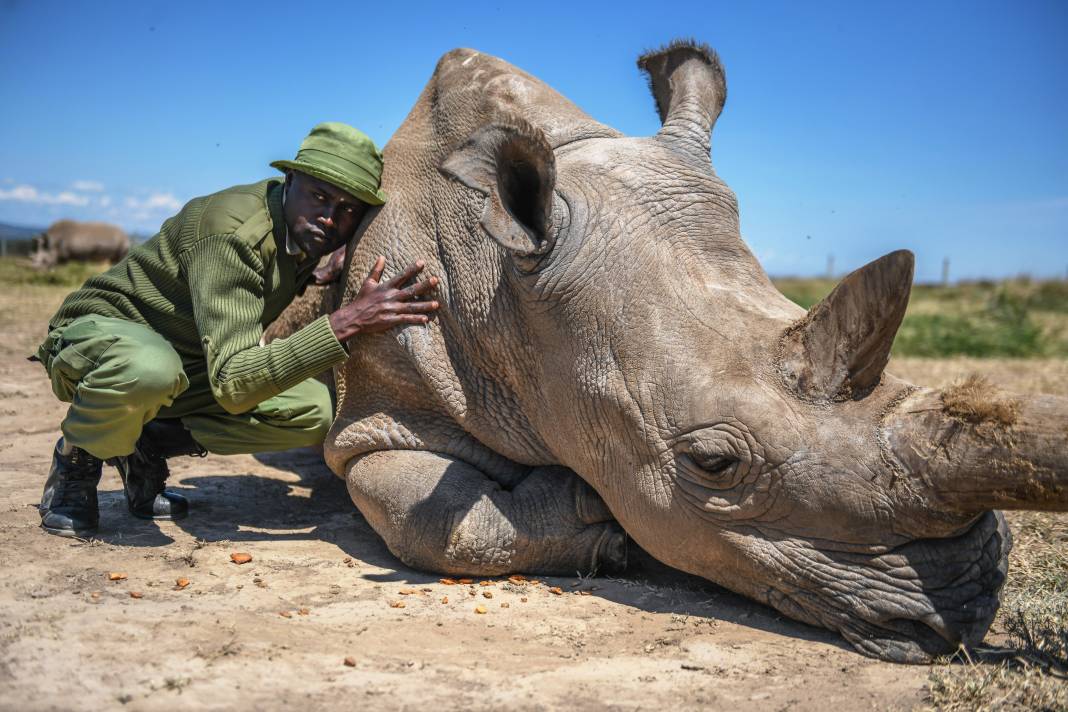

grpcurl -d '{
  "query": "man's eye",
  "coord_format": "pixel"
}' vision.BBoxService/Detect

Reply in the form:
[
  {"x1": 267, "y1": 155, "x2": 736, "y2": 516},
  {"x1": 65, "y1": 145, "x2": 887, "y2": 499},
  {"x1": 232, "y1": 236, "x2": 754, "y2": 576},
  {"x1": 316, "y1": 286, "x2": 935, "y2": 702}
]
[
  {"x1": 313, "y1": 193, "x2": 325, "y2": 202},
  {"x1": 343, "y1": 205, "x2": 355, "y2": 214}
]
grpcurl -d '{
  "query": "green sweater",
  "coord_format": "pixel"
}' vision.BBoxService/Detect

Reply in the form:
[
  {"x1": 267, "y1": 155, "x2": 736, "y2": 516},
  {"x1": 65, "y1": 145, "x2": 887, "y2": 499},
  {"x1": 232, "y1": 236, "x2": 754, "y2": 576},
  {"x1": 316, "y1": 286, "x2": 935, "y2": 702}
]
[{"x1": 40, "y1": 178, "x2": 348, "y2": 414}]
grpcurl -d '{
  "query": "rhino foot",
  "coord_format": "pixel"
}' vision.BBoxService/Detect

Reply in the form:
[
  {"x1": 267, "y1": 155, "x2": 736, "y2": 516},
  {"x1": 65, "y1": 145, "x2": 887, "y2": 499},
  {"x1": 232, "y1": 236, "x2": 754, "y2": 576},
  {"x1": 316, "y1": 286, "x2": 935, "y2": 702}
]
[{"x1": 345, "y1": 449, "x2": 626, "y2": 577}]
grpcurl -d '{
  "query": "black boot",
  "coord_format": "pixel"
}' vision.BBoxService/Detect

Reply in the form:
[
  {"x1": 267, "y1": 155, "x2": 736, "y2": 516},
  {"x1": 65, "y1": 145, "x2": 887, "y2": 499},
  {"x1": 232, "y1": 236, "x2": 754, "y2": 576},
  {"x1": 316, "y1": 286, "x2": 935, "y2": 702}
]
[
  {"x1": 108, "y1": 419, "x2": 204, "y2": 520},
  {"x1": 40, "y1": 439, "x2": 103, "y2": 537}
]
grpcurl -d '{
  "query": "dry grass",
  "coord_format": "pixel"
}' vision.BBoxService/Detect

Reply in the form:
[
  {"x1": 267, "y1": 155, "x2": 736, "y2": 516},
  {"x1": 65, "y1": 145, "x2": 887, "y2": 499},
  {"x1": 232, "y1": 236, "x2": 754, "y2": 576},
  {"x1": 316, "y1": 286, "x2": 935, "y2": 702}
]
[{"x1": 925, "y1": 661, "x2": 1067, "y2": 711}]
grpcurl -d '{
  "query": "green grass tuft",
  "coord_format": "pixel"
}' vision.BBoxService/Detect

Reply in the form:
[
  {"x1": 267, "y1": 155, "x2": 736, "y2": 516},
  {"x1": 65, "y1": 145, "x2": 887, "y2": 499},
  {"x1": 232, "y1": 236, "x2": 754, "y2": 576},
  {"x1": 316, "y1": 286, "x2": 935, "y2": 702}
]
[
  {"x1": 773, "y1": 277, "x2": 1068, "y2": 359},
  {"x1": 0, "y1": 258, "x2": 110, "y2": 288}
]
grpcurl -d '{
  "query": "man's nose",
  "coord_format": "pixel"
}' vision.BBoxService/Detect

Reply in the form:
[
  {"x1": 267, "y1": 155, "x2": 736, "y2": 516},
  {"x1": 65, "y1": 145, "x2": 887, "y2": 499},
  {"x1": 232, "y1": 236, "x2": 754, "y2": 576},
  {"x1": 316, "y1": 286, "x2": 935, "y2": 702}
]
[{"x1": 317, "y1": 214, "x2": 334, "y2": 228}]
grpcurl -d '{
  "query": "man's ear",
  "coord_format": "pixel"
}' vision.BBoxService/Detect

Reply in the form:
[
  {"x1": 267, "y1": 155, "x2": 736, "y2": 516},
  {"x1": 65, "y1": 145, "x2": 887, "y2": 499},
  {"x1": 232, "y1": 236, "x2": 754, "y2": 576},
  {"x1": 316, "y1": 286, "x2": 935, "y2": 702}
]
[{"x1": 440, "y1": 117, "x2": 556, "y2": 256}]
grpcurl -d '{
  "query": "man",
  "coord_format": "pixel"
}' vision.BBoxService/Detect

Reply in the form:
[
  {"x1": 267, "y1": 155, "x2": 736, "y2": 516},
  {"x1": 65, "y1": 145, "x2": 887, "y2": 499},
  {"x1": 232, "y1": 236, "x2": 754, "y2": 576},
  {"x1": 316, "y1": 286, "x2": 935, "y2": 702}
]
[{"x1": 35, "y1": 122, "x2": 439, "y2": 537}]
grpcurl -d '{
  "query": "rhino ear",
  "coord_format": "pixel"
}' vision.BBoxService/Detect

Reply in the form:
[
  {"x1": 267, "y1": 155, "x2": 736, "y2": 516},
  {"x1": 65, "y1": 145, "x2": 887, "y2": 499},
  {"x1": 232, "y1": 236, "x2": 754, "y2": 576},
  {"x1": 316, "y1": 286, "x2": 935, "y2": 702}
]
[
  {"x1": 440, "y1": 118, "x2": 556, "y2": 256},
  {"x1": 780, "y1": 250, "x2": 914, "y2": 401},
  {"x1": 637, "y1": 39, "x2": 727, "y2": 163}
]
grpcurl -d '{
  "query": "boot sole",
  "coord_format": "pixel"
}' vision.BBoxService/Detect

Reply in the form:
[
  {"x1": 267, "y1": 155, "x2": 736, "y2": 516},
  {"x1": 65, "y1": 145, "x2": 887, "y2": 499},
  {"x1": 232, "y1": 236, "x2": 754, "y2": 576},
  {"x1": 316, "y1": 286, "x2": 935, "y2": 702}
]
[
  {"x1": 40, "y1": 523, "x2": 97, "y2": 538},
  {"x1": 128, "y1": 507, "x2": 189, "y2": 521}
]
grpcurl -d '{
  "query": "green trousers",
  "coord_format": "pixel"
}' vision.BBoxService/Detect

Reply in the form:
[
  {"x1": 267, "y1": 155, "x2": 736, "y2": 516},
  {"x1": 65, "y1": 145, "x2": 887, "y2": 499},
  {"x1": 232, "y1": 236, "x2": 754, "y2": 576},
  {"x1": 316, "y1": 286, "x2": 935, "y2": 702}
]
[{"x1": 41, "y1": 315, "x2": 334, "y2": 460}]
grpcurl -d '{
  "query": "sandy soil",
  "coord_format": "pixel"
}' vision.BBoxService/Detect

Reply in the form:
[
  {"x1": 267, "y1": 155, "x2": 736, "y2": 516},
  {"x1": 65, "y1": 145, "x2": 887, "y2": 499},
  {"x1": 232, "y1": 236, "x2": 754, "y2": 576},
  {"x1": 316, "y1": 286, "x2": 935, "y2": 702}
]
[{"x1": 2, "y1": 284, "x2": 1065, "y2": 712}]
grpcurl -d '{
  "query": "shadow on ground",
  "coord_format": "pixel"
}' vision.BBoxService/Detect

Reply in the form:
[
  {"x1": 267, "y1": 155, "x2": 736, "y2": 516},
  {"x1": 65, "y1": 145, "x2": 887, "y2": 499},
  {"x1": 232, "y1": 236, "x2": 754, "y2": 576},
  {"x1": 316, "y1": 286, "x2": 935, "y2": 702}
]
[{"x1": 91, "y1": 446, "x2": 849, "y2": 655}]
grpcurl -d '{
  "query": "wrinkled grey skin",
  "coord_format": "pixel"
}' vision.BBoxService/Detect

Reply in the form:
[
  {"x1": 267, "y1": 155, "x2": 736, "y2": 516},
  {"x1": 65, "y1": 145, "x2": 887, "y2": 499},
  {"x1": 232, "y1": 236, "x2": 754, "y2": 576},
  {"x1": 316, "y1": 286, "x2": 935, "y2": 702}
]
[
  {"x1": 31, "y1": 219, "x2": 129, "y2": 269},
  {"x1": 320, "y1": 41, "x2": 1068, "y2": 663}
]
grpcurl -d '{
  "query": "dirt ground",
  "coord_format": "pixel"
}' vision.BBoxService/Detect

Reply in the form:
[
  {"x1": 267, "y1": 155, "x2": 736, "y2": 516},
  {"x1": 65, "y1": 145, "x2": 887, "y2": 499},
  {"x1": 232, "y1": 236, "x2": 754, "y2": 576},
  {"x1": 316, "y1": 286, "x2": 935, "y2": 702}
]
[{"x1": 2, "y1": 283, "x2": 1066, "y2": 712}]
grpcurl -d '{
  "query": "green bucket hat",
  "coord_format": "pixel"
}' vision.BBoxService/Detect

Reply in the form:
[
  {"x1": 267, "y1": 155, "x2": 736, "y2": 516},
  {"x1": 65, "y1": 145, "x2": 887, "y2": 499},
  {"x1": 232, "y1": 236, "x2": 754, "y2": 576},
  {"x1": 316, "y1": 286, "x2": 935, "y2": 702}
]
[{"x1": 271, "y1": 122, "x2": 387, "y2": 205}]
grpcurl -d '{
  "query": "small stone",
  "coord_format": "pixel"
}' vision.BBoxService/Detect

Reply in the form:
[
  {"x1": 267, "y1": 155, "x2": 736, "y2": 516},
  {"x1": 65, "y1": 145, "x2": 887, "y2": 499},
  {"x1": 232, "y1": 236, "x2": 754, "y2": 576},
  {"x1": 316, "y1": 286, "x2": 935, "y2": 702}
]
[
  {"x1": 482, "y1": 591, "x2": 493, "y2": 599},
  {"x1": 175, "y1": 578, "x2": 190, "y2": 590},
  {"x1": 457, "y1": 578, "x2": 473, "y2": 585},
  {"x1": 548, "y1": 587, "x2": 563, "y2": 595},
  {"x1": 439, "y1": 578, "x2": 457, "y2": 585},
  {"x1": 521, "y1": 597, "x2": 528, "y2": 603},
  {"x1": 297, "y1": 607, "x2": 310, "y2": 616},
  {"x1": 129, "y1": 591, "x2": 143, "y2": 599},
  {"x1": 343, "y1": 557, "x2": 352, "y2": 564},
  {"x1": 389, "y1": 601, "x2": 406, "y2": 609},
  {"x1": 500, "y1": 602, "x2": 510, "y2": 609},
  {"x1": 343, "y1": 656, "x2": 356, "y2": 667},
  {"x1": 474, "y1": 605, "x2": 487, "y2": 614},
  {"x1": 279, "y1": 611, "x2": 292, "y2": 618},
  {"x1": 107, "y1": 572, "x2": 127, "y2": 582},
  {"x1": 479, "y1": 581, "x2": 494, "y2": 587},
  {"x1": 230, "y1": 552, "x2": 252, "y2": 565},
  {"x1": 441, "y1": 596, "x2": 449, "y2": 604}
]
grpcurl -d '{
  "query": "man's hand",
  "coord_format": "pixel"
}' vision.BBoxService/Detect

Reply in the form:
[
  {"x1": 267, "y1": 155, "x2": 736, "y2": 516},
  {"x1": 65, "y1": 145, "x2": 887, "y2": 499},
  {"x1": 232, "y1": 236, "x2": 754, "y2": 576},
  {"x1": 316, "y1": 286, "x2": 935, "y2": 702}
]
[
  {"x1": 328, "y1": 256, "x2": 440, "y2": 342},
  {"x1": 313, "y1": 245, "x2": 347, "y2": 285}
]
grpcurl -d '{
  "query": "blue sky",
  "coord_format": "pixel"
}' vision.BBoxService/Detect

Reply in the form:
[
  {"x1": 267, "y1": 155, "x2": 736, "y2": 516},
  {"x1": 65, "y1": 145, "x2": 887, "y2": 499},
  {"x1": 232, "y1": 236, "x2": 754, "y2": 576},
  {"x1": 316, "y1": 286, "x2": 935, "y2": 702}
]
[{"x1": 1, "y1": 0, "x2": 1065, "y2": 281}]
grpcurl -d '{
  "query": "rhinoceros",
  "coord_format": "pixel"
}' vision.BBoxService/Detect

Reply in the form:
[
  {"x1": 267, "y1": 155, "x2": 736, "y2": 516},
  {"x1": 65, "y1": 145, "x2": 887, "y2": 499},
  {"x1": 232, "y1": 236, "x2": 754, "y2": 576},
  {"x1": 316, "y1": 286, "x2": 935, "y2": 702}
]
[
  {"x1": 31, "y1": 219, "x2": 129, "y2": 269},
  {"x1": 299, "y1": 40, "x2": 1067, "y2": 663}
]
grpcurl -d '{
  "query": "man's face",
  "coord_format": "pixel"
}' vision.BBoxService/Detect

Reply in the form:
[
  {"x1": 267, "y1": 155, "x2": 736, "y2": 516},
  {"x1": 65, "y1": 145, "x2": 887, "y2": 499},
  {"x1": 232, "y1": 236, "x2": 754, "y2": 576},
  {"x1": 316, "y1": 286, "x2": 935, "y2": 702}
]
[{"x1": 283, "y1": 170, "x2": 368, "y2": 259}]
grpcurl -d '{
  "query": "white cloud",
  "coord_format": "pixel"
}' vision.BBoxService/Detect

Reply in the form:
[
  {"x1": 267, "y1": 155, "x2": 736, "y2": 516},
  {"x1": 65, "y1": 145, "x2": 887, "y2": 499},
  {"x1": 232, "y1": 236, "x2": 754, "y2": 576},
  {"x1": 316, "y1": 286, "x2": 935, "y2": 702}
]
[
  {"x1": 0, "y1": 184, "x2": 90, "y2": 206},
  {"x1": 125, "y1": 192, "x2": 182, "y2": 213},
  {"x1": 0, "y1": 179, "x2": 188, "y2": 234}
]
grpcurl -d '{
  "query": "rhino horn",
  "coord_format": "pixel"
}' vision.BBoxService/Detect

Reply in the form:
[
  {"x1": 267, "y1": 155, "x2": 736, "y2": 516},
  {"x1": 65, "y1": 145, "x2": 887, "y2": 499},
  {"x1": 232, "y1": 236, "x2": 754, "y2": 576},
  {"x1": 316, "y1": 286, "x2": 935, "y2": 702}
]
[
  {"x1": 440, "y1": 117, "x2": 557, "y2": 256},
  {"x1": 885, "y1": 383, "x2": 1068, "y2": 513},
  {"x1": 637, "y1": 39, "x2": 727, "y2": 162},
  {"x1": 780, "y1": 250, "x2": 914, "y2": 401}
]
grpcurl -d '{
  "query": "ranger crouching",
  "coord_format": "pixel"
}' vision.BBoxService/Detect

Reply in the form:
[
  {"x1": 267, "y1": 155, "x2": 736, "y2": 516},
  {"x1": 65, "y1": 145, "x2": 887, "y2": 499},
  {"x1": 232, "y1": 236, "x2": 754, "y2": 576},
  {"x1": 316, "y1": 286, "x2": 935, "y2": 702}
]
[{"x1": 34, "y1": 122, "x2": 439, "y2": 537}]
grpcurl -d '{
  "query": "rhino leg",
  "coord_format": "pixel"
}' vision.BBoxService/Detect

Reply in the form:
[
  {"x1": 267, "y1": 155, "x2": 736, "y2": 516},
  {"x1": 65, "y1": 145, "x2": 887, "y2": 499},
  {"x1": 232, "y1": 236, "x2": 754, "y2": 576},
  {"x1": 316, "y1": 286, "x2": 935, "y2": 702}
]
[{"x1": 345, "y1": 449, "x2": 627, "y2": 576}]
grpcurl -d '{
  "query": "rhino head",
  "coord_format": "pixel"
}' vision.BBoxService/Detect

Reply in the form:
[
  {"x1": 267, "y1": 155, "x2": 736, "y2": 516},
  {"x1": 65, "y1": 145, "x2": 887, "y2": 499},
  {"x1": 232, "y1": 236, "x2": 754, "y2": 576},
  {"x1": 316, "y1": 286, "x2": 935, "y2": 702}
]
[
  {"x1": 327, "y1": 41, "x2": 1068, "y2": 663},
  {"x1": 30, "y1": 231, "x2": 55, "y2": 269}
]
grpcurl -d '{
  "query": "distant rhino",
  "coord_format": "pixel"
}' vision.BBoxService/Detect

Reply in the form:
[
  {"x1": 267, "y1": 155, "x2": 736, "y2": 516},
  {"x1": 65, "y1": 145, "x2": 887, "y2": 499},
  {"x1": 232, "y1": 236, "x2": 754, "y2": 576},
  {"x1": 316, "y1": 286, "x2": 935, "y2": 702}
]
[{"x1": 31, "y1": 220, "x2": 129, "y2": 269}]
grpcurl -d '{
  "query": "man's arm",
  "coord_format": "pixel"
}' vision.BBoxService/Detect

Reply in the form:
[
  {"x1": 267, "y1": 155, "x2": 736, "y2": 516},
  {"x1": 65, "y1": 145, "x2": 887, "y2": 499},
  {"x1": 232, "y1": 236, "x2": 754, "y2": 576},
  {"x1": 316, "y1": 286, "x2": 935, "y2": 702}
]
[{"x1": 181, "y1": 235, "x2": 348, "y2": 414}]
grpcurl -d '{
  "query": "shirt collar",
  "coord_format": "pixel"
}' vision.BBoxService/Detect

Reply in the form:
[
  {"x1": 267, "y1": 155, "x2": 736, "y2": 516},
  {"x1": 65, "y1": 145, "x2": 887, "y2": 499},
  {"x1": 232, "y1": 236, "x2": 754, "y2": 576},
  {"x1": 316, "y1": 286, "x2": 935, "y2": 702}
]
[{"x1": 280, "y1": 183, "x2": 306, "y2": 259}]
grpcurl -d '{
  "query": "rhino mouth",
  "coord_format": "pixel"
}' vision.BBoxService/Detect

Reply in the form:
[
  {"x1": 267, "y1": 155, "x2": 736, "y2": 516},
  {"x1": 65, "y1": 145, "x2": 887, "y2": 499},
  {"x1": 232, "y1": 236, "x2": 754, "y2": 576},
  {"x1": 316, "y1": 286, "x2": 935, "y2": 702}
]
[{"x1": 764, "y1": 510, "x2": 1011, "y2": 663}]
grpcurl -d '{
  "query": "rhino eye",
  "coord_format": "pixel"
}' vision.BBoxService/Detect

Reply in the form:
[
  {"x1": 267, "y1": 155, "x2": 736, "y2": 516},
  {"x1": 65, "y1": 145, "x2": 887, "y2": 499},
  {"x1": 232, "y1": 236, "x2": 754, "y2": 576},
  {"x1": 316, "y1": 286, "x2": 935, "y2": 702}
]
[{"x1": 692, "y1": 452, "x2": 737, "y2": 476}]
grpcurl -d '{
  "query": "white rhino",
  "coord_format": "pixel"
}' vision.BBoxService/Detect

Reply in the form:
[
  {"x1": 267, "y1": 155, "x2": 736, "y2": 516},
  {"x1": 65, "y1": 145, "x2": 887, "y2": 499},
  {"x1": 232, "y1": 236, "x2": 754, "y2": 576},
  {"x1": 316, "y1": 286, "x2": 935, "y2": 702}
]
[
  {"x1": 301, "y1": 40, "x2": 1067, "y2": 663},
  {"x1": 32, "y1": 219, "x2": 129, "y2": 269}
]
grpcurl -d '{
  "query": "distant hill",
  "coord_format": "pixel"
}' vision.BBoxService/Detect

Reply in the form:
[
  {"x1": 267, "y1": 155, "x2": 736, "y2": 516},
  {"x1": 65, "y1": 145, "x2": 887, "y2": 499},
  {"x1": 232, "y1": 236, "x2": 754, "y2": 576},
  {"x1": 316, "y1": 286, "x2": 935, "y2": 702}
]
[
  {"x1": 0, "y1": 221, "x2": 152, "y2": 247},
  {"x1": 0, "y1": 221, "x2": 44, "y2": 256},
  {"x1": 0, "y1": 221, "x2": 44, "y2": 241}
]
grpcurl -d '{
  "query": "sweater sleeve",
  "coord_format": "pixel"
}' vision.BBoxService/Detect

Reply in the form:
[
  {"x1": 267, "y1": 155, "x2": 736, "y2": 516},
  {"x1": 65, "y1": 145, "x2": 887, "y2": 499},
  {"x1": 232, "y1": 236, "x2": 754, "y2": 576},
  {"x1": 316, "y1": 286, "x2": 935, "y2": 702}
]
[{"x1": 179, "y1": 234, "x2": 348, "y2": 414}]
